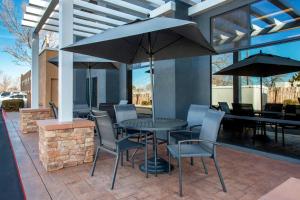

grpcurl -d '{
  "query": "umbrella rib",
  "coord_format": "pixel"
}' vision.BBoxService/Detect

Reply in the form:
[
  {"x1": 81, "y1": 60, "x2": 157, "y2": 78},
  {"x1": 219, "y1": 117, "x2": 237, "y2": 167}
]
[
  {"x1": 123, "y1": 36, "x2": 148, "y2": 63},
  {"x1": 152, "y1": 36, "x2": 184, "y2": 55},
  {"x1": 129, "y1": 35, "x2": 147, "y2": 64}
]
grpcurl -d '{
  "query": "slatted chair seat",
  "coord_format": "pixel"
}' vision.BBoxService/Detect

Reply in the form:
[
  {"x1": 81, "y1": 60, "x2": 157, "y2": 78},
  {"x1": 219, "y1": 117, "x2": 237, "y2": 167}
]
[{"x1": 167, "y1": 144, "x2": 212, "y2": 158}]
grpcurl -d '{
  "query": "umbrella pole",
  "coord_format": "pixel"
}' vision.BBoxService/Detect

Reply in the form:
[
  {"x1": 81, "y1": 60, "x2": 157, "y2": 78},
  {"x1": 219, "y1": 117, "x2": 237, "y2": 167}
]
[
  {"x1": 89, "y1": 65, "x2": 92, "y2": 113},
  {"x1": 149, "y1": 55, "x2": 155, "y2": 122},
  {"x1": 148, "y1": 33, "x2": 155, "y2": 122},
  {"x1": 260, "y1": 77, "x2": 263, "y2": 111}
]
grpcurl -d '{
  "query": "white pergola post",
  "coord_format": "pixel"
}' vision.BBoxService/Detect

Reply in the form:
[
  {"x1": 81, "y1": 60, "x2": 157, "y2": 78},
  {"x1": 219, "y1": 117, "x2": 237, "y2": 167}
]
[
  {"x1": 58, "y1": 0, "x2": 74, "y2": 122},
  {"x1": 31, "y1": 33, "x2": 39, "y2": 108}
]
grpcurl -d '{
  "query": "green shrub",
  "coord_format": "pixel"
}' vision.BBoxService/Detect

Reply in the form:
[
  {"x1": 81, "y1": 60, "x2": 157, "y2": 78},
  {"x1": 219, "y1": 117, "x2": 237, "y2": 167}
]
[
  {"x1": 2, "y1": 99, "x2": 24, "y2": 112},
  {"x1": 141, "y1": 101, "x2": 151, "y2": 105},
  {"x1": 283, "y1": 99, "x2": 299, "y2": 105}
]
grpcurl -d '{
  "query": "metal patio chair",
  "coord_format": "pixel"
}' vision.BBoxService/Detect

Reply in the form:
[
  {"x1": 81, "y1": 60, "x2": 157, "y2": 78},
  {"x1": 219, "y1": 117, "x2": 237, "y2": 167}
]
[
  {"x1": 170, "y1": 104, "x2": 210, "y2": 143},
  {"x1": 114, "y1": 104, "x2": 139, "y2": 138},
  {"x1": 114, "y1": 104, "x2": 153, "y2": 162},
  {"x1": 218, "y1": 102, "x2": 231, "y2": 114},
  {"x1": 167, "y1": 110, "x2": 226, "y2": 197},
  {"x1": 90, "y1": 110, "x2": 146, "y2": 189}
]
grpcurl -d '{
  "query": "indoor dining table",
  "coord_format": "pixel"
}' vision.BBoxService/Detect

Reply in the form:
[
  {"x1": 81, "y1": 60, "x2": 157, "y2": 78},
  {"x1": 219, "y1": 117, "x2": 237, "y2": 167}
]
[{"x1": 119, "y1": 118, "x2": 187, "y2": 176}]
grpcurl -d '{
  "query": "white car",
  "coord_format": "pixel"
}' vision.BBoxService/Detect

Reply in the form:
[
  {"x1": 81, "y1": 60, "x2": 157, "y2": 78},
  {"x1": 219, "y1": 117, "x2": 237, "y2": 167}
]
[
  {"x1": 0, "y1": 93, "x2": 28, "y2": 108},
  {"x1": 0, "y1": 92, "x2": 12, "y2": 107}
]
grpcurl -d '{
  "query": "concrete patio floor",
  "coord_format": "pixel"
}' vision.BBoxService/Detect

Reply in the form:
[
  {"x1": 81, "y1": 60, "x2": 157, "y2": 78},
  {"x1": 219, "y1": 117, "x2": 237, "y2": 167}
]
[{"x1": 4, "y1": 111, "x2": 300, "y2": 200}]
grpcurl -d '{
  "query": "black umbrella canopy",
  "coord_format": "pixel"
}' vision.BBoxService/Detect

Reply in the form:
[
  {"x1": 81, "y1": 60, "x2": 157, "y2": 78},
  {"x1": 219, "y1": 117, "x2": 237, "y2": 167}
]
[
  {"x1": 63, "y1": 17, "x2": 215, "y2": 122},
  {"x1": 214, "y1": 53, "x2": 300, "y2": 77},
  {"x1": 62, "y1": 17, "x2": 216, "y2": 64},
  {"x1": 48, "y1": 53, "x2": 118, "y2": 70}
]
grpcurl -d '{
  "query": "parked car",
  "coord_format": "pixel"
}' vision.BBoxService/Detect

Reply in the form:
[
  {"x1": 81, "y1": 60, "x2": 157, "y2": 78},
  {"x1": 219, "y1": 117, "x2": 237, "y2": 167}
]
[
  {"x1": 0, "y1": 93, "x2": 28, "y2": 108},
  {"x1": 0, "y1": 92, "x2": 12, "y2": 107}
]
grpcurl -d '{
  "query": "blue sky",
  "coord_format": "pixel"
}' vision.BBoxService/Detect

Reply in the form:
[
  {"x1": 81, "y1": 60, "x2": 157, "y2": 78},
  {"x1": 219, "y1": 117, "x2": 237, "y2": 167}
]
[
  {"x1": 132, "y1": 67, "x2": 150, "y2": 88},
  {"x1": 0, "y1": 0, "x2": 30, "y2": 79}
]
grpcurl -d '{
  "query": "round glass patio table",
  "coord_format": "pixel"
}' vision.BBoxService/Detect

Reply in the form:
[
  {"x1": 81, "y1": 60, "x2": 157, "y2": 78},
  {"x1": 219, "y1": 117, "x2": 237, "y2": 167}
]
[{"x1": 119, "y1": 118, "x2": 187, "y2": 175}]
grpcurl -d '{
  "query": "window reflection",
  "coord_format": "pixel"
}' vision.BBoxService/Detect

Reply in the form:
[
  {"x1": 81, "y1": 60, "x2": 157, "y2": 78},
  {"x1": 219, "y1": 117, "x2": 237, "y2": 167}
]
[{"x1": 212, "y1": 0, "x2": 300, "y2": 52}]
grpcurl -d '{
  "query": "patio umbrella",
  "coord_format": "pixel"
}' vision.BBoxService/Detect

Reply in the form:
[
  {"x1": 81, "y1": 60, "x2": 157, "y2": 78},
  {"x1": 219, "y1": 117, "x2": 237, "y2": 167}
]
[
  {"x1": 214, "y1": 52, "x2": 300, "y2": 110},
  {"x1": 48, "y1": 53, "x2": 118, "y2": 113},
  {"x1": 62, "y1": 17, "x2": 215, "y2": 121}
]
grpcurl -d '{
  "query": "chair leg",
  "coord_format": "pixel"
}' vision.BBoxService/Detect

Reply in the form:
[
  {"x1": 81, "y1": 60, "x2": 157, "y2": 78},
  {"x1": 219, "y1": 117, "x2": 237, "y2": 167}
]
[
  {"x1": 90, "y1": 147, "x2": 100, "y2": 176},
  {"x1": 282, "y1": 128, "x2": 285, "y2": 146},
  {"x1": 168, "y1": 150, "x2": 171, "y2": 175},
  {"x1": 201, "y1": 157, "x2": 208, "y2": 175},
  {"x1": 126, "y1": 150, "x2": 129, "y2": 161},
  {"x1": 213, "y1": 157, "x2": 227, "y2": 192},
  {"x1": 111, "y1": 153, "x2": 120, "y2": 190},
  {"x1": 178, "y1": 157, "x2": 183, "y2": 197},
  {"x1": 144, "y1": 133, "x2": 148, "y2": 178},
  {"x1": 121, "y1": 152, "x2": 124, "y2": 166},
  {"x1": 130, "y1": 149, "x2": 139, "y2": 168},
  {"x1": 190, "y1": 157, "x2": 194, "y2": 166},
  {"x1": 153, "y1": 133, "x2": 157, "y2": 177}
]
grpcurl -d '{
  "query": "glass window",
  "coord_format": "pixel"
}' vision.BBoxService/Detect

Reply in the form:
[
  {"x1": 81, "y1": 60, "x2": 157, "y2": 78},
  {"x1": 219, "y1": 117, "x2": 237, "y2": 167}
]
[
  {"x1": 250, "y1": 0, "x2": 300, "y2": 46},
  {"x1": 212, "y1": 0, "x2": 300, "y2": 53},
  {"x1": 212, "y1": 53, "x2": 234, "y2": 108},
  {"x1": 212, "y1": 6, "x2": 250, "y2": 52},
  {"x1": 239, "y1": 40, "x2": 300, "y2": 109}
]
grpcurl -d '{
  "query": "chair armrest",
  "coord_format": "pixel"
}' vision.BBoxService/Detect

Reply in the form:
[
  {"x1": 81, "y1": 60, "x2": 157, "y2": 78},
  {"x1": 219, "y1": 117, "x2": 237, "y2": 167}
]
[
  {"x1": 189, "y1": 124, "x2": 202, "y2": 131},
  {"x1": 178, "y1": 139, "x2": 219, "y2": 146},
  {"x1": 169, "y1": 130, "x2": 195, "y2": 134},
  {"x1": 89, "y1": 114, "x2": 105, "y2": 119},
  {"x1": 116, "y1": 133, "x2": 142, "y2": 143},
  {"x1": 177, "y1": 139, "x2": 220, "y2": 157}
]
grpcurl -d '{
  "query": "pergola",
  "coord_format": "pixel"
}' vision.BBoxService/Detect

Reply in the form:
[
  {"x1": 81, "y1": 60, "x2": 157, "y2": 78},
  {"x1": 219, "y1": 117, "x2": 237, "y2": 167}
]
[{"x1": 21, "y1": 0, "x2": 230, "y2": 122}]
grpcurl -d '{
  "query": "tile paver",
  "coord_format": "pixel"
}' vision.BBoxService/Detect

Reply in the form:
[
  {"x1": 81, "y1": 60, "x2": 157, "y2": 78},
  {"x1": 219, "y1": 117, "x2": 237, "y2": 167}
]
[{"x1": 4, "y1": 112, "x2": 300, "y2": 200}]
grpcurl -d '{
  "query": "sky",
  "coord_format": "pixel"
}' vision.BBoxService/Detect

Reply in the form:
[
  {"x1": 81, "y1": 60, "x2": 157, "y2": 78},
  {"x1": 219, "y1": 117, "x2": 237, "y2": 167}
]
[
  {"x1": 132, "y1": 67, "x2": 150, "y2": 88},
  {"x1": 0, "y1": 0, "x2": 30, "y2": 79}
]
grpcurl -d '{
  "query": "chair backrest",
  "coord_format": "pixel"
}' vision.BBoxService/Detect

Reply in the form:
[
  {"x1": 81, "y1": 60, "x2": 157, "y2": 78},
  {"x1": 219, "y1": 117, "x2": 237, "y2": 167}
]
[
  {"x1": 49, "y1": 102, "x2": 58, "y2": 119},
  {"x1": 114, "y1": 104, "x2": 137, "y2": 123},
  {"x1": 199, "y1": 110, "x2": 225, "y2": 153},
  {"x1": 92, "y1": 110, "x2": 116, "y2": 150},
  {"x1": 187, "y1": 104, "x2": 210, "y2": 127},
  {"x1": 232, "y1": 103, "x2": 254, "y2": 116},
  {"x1": 74, "y1": 103, "x2": 89, "y2": 110},
  {"x1": 99, "y1": 103, "x2": 116, "y2": 123},
  {"x1": 218, "y1": 102, "x2": 231, "y2": 114},
  {"x1": 285, "y1": 105, "x2": 296, "y2": 114},
  {"x1": 264, "y1": 103, "x2": 283, "y2": 112},
  {"x1": 119, "y1": 100, "x2": 128, "y2": 105}
]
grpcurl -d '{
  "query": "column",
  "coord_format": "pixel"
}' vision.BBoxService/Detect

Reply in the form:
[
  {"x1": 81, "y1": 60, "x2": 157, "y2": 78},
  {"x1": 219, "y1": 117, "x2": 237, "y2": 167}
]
[
  {"x1": 58, "y1": 0, "x2": 74, "y2": 122},
  {"x1": 31, "y1": 33, "x2": 39, "y2": 108},
  {"x1": 119, "y1": 64, "x2": 128, "y2": 101}
]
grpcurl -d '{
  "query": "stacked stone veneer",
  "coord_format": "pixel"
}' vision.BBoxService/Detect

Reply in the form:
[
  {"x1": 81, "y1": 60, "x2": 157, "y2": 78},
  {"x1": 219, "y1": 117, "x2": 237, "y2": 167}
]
[
  {"x1": 37, "y1": 119, "x2": 95, "y2": 171},
  {"x1": 20, "y1": 108, "x2": 53, "y2": 134}
]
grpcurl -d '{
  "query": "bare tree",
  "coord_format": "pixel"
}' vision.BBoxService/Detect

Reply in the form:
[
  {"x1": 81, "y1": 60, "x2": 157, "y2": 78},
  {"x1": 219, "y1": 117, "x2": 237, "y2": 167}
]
[
  {"x1": 0, "y1": 0, "x2": 58, "y2": 66},
  {"x1": 0, "y1": 0, "x2": 32, "y2": 66},
  {"x1": 263, "y1": 75, "x2": 283, "y2": 103},
  {"x1": 0, "y1": 71, "x2": 12, "y2": 91},
  {"x1": 212, "y1": 53, "x2": 233, "y2": 86}
]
